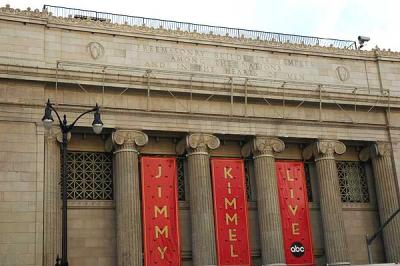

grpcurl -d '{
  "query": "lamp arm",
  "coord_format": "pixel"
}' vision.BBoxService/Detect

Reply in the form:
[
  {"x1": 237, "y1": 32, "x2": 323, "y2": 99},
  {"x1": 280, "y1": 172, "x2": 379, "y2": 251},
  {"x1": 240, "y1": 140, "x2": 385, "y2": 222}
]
[
  {"x1": 48, "y1": 104, "x2": 63, "y2": 126},
  {"x1": 67, "y1": 106, "x2": 98, "y2": 131},
  {"x1": 367, "y1": 207, "x2": 400, "y2": 245}
]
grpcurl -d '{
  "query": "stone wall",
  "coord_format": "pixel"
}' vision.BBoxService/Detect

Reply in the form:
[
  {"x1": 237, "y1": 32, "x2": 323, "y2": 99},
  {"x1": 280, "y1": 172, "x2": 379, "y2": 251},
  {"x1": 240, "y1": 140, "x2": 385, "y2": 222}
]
[
  {"x1": 68, "y1": 207, "x2": 116, "y2": 265},
  {"x1": 0, "y1": 121, "x2": 44, "y2": 266}
]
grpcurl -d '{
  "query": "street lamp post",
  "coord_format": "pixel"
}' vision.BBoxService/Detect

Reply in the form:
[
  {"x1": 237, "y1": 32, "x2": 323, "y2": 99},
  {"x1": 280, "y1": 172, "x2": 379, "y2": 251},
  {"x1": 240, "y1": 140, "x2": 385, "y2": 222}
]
[{"x1": 42, "y1": 99, "x2": 104, "y2": 266}]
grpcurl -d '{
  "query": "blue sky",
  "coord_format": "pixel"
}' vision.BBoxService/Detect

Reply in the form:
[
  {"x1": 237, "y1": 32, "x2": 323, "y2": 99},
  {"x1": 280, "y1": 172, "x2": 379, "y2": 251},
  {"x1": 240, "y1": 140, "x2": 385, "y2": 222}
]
[{"x1": 2, "y1": 0, "x2": 399, "y2": 51}]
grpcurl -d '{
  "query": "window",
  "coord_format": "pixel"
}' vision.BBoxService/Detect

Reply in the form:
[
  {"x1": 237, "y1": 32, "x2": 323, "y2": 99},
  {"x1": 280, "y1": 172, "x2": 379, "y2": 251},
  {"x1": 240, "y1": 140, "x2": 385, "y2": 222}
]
[
  {"x1": 303, "y1": 162, "x2": 314, "y2": 202},
  {"x1": 176, "y1": 157, "x2": 186, "y2": 201},
  {"x1": 244, "y1": 159, "x2": 256, "y2": 201},
  {"x1": 337, "y1": 161, "x2": 370, "y2": 203},
  {"x1": 65, "y1": 151, "x2": 113, "y2": 200}
]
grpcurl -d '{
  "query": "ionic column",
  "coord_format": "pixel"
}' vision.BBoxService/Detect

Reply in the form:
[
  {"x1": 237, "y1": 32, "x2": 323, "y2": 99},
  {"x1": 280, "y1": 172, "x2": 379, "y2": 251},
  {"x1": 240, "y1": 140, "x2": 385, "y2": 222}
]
[
  {"x1": 176, "y1": 133, "x2": 220, "y2": 266},
  {"x1": 303, "y1": 140, "x2": 349, "y2": 266},
  {"x1": 108, "y1": 130, "x2": 148, "y2": 266},
  {"x1": 360, "y1": 142, "x2": 400, "y2": 262},
  {"x1": 241, "y1": 136, "x2": 286, "y2": 265},
  {"x1": 43, "y1": 128, "x2": 64, "y2": 265}
]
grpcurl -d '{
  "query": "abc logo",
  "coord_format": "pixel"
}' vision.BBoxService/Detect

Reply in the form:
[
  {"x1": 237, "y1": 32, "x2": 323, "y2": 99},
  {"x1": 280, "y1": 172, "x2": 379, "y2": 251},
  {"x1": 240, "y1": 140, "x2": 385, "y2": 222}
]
[{"x1": 290, "y1": 242, "x2": 305, "y2": 257}]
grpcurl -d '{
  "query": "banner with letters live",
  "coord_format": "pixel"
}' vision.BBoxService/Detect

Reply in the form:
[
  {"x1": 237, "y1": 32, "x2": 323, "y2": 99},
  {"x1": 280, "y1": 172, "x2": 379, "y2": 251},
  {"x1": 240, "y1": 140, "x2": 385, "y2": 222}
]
[
  {"x1": 211, "y1": 158, "x2": 251, "y2": 266},
  {"x1": 141, "y1": 157, "x2": 181, "y2": 266},
  {"x1": 276, "y1": 161, "x2": 314, "y2": 265}
]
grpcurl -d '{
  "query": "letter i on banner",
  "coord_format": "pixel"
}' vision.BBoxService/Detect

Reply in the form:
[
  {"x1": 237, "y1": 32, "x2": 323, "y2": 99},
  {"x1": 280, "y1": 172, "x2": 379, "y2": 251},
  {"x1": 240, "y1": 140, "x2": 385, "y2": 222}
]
[
  {"x1": 211, "y1": 158, "x2": 251, "y2": 266},
  {"x1": 276, "y1": 161, "x2": 314, "y2": 265},
  {"x1": 141, "y1": 157, "x2": 181, "y2": 266}
]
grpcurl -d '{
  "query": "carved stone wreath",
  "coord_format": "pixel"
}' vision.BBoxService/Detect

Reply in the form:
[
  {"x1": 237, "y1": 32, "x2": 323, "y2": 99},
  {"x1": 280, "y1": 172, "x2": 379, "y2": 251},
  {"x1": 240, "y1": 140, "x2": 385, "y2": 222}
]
[
  {"x1": 87, "y1": 42, "x2": 105, "y2": 60},
  {"x1": 336, "y1": 66, "x2": 350, "y2": 82}
]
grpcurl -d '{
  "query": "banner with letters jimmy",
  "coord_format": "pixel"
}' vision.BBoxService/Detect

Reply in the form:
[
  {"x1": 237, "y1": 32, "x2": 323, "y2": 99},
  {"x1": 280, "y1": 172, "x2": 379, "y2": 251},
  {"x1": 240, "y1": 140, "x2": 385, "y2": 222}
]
[
  {"x1": 211, "y1": 158, "x2": 251, "y2": 266},
  {"x1": 141, "y1": 157, "x2": 181, "y2": 266},
  {"x1": 276, "y1": 161, "x2": 314, "y2": 265}
]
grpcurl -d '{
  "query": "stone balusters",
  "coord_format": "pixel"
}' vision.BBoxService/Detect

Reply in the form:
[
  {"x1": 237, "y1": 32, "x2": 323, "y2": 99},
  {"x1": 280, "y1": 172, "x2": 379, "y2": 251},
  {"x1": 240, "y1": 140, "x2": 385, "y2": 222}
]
[
  {"x1": 303, "y1": 140, "x2": 349, "y2": 266},
  {"x1": 360, "y1": 142, "x2": 400, "y2": 262},
  {"x1": 43, "y1": 128, "x2": 66, "y2": 265},
  {"x1": 241, "y1": 136, "x2": 286, "y2": 265},
  {"x1": 107, "y1": 129, "x2": 148, "y2": 266},
  {"x1": 176, "y1": 133, "x2": 220, "y2": 266}
]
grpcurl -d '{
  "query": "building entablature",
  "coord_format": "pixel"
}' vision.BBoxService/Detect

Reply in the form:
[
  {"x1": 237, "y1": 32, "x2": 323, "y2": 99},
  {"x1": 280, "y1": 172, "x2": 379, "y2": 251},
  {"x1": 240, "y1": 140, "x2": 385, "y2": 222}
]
[{"x1": 1, "y1": 4, "x2": 400, "y2": 112}]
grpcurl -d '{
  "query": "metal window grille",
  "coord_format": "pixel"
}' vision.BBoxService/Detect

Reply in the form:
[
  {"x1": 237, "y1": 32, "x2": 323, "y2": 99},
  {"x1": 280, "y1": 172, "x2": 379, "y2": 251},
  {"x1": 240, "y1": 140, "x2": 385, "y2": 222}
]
[
  {"x1": 65, "y1": 151, "x2": 113, "y2": 200},
  {"x1": 244, "y1": 159, "x2": 253, "y2": 201},
  {"x1": 303, "y1": 163, "x2": 313, "y2": 202},
  {"x1": 176, "y1": 157, "x2": 186, "y2": 201},
  {"x1": 337, "y1": 161, "x2": 370, "y2": 203}
]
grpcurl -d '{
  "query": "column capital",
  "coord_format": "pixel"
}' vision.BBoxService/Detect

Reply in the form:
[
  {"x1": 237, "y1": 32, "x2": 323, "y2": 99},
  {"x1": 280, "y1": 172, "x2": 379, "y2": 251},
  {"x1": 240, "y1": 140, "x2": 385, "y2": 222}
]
[
  {"x1": 45, "y1": 127, "x2": 71, "y2": 143},
  {"x1": 359, "y1": 142, "x2": 392, "y2": 161},
  {"x1": 105, "y1": 129, "x2": 148, "y2": 152},
  {"x1": 176, "y1": 133, "x2": 220, "y2": 155},
  {"x1": 241, "y1": 136, "x2": 284, "y2": 158},
  {"x1": 303, "y1": 139, "x2": 346, "y2": 160}
]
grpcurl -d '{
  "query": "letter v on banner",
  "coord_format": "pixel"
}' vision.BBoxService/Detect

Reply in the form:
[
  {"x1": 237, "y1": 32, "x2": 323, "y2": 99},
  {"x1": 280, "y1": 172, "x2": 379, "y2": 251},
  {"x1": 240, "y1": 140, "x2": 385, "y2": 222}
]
[
  {"x1": 276, "y1": 161, "x2": 314, "y2": 265},
  {"x1": 211, "y1": 158, "x2": 251, "y2": 266},
  {"x1": 141, "y1": 157, "x2": 181, "y2": 266}
]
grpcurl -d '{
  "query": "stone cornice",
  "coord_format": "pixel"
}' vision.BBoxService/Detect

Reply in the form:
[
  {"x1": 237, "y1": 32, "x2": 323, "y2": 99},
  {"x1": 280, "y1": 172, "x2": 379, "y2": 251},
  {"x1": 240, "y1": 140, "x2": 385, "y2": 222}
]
[
  {"x1": 1, "y1": 5, "x2": 400, "y2": 59},
  {"x1": 1, "y1": 63, "x2": 398, "y2": 108},
  {"x1": 0, "y1": 5, "x2": 49, "y2": 19}
]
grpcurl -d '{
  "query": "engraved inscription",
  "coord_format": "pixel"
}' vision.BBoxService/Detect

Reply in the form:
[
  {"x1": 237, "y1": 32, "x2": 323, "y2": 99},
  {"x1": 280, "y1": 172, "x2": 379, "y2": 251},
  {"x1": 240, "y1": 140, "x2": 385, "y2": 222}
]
[{"x1": 133, "y1": 41, "x2": 312, "y2": 81}]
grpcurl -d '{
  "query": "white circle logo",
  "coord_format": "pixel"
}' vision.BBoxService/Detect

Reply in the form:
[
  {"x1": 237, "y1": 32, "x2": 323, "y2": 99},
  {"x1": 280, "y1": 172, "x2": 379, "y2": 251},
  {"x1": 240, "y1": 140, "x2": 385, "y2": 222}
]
[{"x1": 290, "y1": 242, "x2": 305, "y2": 257}]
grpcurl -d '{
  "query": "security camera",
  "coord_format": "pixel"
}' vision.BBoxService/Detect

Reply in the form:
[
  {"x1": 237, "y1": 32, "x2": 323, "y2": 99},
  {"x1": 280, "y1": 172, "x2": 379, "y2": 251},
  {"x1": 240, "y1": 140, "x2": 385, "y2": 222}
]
[
  {"x1": 358, "y1": 36, "x2": 370, "y2": 49},
  {"x1": 358, "y1": 36, "x2": 370, "y2": 42}
]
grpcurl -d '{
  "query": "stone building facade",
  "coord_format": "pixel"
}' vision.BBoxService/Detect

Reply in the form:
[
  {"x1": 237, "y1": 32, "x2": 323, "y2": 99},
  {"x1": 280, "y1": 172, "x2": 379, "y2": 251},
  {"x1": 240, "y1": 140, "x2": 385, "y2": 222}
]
[{"x1": 0, "y1": 4, "x2": 400, "y2": 266}]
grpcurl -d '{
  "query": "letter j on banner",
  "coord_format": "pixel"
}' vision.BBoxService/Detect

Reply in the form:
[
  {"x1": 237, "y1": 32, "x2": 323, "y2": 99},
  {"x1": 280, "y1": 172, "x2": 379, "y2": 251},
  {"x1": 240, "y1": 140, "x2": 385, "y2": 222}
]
[
  {"x1": 276, "y1": 161, "x2": 314, "y2": 265},
  {"x1": 211, "y1": 158, "x2": 251, "y2": 266},
  {"x1": 141, "y1": 157, "x2": 181, "y2": 266}
]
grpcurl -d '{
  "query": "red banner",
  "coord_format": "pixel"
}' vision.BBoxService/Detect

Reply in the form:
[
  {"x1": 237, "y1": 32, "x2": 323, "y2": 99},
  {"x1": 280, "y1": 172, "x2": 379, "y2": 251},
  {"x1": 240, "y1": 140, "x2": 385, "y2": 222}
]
[
  {"x1": 211, "y1": 158, "x2": 251, "y2": 266},
  {"x1": 276, "y1": 161, "x2": 314, "y2": 265},
  {"x1": 141, "y1": 157, "x2": 181, "y2": 266}
]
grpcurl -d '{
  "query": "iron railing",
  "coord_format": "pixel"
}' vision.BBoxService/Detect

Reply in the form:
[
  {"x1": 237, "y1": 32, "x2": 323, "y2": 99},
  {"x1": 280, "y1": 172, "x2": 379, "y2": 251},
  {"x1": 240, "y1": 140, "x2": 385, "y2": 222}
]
[{"x1": 43, "y1": 5, "x2": 357, "y2": 49}]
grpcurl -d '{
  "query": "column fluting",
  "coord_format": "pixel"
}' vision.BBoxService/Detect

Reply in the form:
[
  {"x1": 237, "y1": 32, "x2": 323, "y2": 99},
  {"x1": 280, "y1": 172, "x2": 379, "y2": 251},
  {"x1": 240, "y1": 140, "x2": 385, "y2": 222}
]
[
  {"x1": 360, "y1": 142, "x2": 400, "y2": 262},
  {"x1": 177, "y1": 133, "x2": 220, "y2": 266},
  {"x1": 241, "y1": 137, "x2": 286, "y2": 265},
  {"x1": 111, "y1": 130, "x2": 148, "y2": 266},
  {"x1": 43, "y1": 128, "x2": 63, "y2": 265},
  {"x1": 303, "y1": 140, "x2": 349, "y2": 266}
]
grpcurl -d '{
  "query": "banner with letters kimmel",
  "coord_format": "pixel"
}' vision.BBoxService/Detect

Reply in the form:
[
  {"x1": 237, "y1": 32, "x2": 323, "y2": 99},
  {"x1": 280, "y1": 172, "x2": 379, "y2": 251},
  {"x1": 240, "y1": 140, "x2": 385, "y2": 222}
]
[
  {"x1": 276, "y1": 161, "x2": 314, "y2": 265},
  {"x1": 211, "y1": 158, "x2": 251, "y2": 266},
  {"x1": 141, "y1": 157, "x2": 181, "y2": 266}
]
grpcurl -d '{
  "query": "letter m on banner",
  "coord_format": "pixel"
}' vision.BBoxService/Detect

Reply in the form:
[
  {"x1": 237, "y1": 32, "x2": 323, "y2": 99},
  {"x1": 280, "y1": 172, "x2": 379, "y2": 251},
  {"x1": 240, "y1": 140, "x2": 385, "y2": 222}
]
[
  {"x1": 276, "y1": 161, "x2": 314, "y2": 265},
  {"x1": 141, "y1": 157, "x2": 181, "y2": 266}
]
